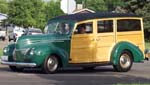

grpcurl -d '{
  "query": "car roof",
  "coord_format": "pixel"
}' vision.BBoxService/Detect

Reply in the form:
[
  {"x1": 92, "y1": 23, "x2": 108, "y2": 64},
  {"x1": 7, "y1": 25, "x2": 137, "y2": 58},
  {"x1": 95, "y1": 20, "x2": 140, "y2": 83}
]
[{"x1": 50, "y1": 12, "x2": 140, "y2": 22}]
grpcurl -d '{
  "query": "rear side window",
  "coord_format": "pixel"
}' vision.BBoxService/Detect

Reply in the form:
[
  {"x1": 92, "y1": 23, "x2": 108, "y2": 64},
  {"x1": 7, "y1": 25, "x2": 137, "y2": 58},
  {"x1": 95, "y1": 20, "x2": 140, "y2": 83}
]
[
  {"x1": 97, "y1": 20, "x2": 113, "y2": 33},
  {"x1": 117, "y1": 19, "x2": 141, "y2": 32}
]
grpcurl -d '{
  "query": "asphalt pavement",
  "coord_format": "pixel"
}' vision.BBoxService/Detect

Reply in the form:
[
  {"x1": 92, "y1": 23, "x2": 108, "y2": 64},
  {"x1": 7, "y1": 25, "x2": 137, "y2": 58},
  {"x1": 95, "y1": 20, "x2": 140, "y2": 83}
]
[{"x1": 0, "y1": 61, "x2": 150, "y2": 85}]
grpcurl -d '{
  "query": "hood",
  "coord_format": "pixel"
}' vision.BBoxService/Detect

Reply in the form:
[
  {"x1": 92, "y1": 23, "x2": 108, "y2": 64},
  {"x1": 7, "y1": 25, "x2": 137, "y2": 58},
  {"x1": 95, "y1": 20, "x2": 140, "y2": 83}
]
[{"x1": 16, "y1": 34, "x2": 71, "y2": 49}]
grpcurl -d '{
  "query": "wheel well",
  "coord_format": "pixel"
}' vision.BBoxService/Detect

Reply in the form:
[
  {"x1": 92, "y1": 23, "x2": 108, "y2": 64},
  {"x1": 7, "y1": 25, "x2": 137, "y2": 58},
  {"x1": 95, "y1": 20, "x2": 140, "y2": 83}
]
[
  {"x1": 51, "y1": 54, "x2": 63, "y2": 67},
  {"x1": 123, "y1": 49, "x2": 134, "y2": 61}
]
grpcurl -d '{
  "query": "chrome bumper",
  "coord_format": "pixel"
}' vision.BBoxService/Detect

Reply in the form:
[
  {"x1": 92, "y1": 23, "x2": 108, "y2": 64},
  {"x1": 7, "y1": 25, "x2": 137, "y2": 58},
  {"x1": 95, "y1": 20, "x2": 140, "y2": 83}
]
[
  {"x1": 145, "y1": 49, "x2": 150, "y2": 60},
  {"x1": 1, "y1": 60, "x2": 37, "y2": 67}
]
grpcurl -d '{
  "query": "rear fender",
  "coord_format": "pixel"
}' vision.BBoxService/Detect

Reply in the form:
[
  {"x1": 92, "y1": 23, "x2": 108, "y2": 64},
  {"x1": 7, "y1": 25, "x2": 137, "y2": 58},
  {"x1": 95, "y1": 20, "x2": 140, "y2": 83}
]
[{"x1": 111, "y1": 41, "x2": 144, "y2": 65}]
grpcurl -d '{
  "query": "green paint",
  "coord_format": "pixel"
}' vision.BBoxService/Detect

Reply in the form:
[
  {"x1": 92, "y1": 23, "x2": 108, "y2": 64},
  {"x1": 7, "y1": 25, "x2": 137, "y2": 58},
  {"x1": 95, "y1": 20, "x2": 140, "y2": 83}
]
[
  {"x1": 11, "y1": 34, "x2": 71, "y2": 67},
  {"x1": 111, "y1": 41, "x2": 144, "y2": 65},
  {"x1": 2, "y1": 43, "x2": 16, "y2": 61}
]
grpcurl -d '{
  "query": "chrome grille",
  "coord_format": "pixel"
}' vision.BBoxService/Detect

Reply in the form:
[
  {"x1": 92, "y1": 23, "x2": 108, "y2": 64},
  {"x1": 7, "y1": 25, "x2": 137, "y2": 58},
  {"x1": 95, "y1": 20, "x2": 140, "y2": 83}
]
[{"x1": 12, "y1": 48, "x2": 30, "y2": 61}]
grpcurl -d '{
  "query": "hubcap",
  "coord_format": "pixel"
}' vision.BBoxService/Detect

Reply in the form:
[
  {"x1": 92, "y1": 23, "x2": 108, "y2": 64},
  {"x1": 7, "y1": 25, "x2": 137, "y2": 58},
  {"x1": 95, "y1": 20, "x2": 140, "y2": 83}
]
[
  {"x1": 120, "y1": 53, "x2": 131, "y2": 68},
  {"x1": 47, "y1": 56, "x2": 58, "y2": 72}
]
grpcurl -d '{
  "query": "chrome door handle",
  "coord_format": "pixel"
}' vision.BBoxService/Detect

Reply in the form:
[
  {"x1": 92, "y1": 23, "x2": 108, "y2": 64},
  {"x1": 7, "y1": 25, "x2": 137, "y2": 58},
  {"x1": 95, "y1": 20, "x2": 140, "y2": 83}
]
[
  {"x1": 92, "y1": 39, "x2": 95, "y2": 41},
  {"x1": 96, "y1": 39, "x2": 100, "y2": 41}
]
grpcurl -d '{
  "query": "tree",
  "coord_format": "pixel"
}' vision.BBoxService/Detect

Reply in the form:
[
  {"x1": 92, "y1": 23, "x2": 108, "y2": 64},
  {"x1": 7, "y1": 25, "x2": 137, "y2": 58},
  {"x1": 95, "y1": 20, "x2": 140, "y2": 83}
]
[
  {"x1": 8, "y1": 0, "x2": 46, "y2": 29},
  {"x1": 0, "y1": 0, "x2": 8, "y2": 14},
  {"x1": 31, "y1": 0, "x2": 46, "y2": 29},
  {"x1": 105, "y1": 0, "x2": 126, "y2": 12},
  {"x1": 45, "y1": 0, "x2": 64, "y2": 22},
  {"x1": 76, "y1": 0, "x2": 126, "y2": 12},
  {"x1": 85, "y1": 0, "x2": 107, "y2": 11}
]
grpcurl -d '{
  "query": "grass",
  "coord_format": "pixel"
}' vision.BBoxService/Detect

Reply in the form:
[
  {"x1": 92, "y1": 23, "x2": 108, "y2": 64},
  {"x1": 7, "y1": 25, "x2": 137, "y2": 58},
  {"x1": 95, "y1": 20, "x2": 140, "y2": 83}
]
[
  {"x1": 145, "y1": 42, "x2": 150, "y2": 49},
  {"x1": 0, "y1": 49, "x2": 2, "y2": 57}
]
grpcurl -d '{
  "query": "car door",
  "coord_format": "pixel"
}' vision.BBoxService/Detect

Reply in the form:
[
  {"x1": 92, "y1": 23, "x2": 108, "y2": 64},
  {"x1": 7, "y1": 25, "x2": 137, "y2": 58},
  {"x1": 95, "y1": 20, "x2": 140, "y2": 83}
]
[
  {"x1": 70, "y1": 21, "x2": 95, "y2": 63},
  {"x1": 94, "y1": 19, "x2": 115, "y2": 62}
]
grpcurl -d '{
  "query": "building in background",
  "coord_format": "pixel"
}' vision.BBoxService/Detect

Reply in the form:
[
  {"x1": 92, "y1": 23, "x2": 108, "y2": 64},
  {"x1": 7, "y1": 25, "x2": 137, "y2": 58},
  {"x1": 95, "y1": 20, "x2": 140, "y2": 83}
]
[{"x1": 73, "y1": 4, "x2": 95, "y2": 14}]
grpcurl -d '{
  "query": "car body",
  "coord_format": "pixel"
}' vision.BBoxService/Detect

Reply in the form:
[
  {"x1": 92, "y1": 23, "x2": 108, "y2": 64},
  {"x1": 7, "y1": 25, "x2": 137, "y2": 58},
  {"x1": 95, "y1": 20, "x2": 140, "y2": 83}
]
[
  {"x1": 0, "y1": 27, "x2": 6, "y2": 41},
  {"x1": 0, "y1": 30, "x2": 6, "y2": 41},
  {"x1": 8, "y1": 33, "x2": 16, "y2": 42},
  {"x1": 1, "y1": 12, "x2": 149, "y2": 73},
  {"x1": 24, "y1": 28, "x2": 43, "y2": 35},
  {"x1": 8, "y1": 26, "x2": 25, "y2": 42}
]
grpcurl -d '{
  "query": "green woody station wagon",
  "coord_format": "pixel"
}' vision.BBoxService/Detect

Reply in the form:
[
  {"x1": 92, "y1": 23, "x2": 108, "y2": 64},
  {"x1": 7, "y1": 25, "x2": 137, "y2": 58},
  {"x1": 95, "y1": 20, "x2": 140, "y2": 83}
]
[{"x1": 1, "y1": 12, "x2": 150, "y2": 73}]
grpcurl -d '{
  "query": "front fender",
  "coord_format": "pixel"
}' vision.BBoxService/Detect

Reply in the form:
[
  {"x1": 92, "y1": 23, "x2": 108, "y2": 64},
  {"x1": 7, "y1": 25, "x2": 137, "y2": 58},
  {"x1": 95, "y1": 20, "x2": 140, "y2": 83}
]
[
  {"x1": 3, "y1": 43, "x2": 16, "y2": 61},
  {"x1": 111, "y1": 41, "x2": 144, "y2": 65},
  {"x1": 31, "y1": 43, "x2": 69, "y2": 67}
]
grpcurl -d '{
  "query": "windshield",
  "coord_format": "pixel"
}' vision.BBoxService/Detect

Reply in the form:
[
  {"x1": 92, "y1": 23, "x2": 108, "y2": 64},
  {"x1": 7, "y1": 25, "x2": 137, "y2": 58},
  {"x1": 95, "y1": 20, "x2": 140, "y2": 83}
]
[{"x1": 44, "y1": 20, "x2": 74, "y2": 35}]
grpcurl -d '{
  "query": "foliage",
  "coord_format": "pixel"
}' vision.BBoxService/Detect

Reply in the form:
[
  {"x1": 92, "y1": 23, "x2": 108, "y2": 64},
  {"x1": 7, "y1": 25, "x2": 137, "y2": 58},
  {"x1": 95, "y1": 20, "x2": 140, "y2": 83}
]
[
  {"x1": 7, "y1": 0, "x2": 63, "y2": 30},
  {"x1": 105, "y1": 0, "x2": 126, "y2": 11},
  {"x1": 85, "y1": 0, "x2": 107, "y2": 11},
  {"x1": 76, "y1": 0, "x2": 126, "y2": 12},
  {"x1": 0, "y1": 0, "x2": 8, "y2": 14},
  {"x1": 45, "y1": 0, "x2": 64, "y2": 22},
  {"x1": 0, "y1": 49, "x2": 2, "y2": 57},
  {"x1": 8, "y1": 0, "x2": 46, "y2": 29}
]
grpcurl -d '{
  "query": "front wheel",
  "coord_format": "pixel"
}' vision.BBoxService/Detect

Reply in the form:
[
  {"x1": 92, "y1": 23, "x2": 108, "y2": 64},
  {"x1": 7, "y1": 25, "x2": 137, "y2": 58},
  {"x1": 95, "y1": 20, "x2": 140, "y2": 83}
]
[
  {"x1": 42, "y1": 55, "x2": 59, "y2": 74},
  {"x1": 113, "y1": 50, "x2": 133, "y2": 72}
]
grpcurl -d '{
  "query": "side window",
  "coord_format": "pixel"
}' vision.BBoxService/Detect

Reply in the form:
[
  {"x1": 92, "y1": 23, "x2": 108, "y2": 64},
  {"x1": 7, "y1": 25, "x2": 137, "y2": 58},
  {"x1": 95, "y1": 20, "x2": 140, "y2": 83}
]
[
  {"x1": 117, "y1": 19, "x2": 141, "y2": 32},
  {"x1": 74, "y1": 22, "x2": 93, "y2": 34},
  {"x1": 97, "y1": 20, "x2": 113, "y2": 33}
]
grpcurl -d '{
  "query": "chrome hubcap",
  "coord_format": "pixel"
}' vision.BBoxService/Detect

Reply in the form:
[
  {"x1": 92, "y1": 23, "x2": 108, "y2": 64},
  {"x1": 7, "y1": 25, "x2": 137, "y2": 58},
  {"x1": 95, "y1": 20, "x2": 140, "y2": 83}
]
[
  {"x1": 47, "y1": 56, "x2": 58, "y2": 72},
  {"x1": 120, "y1": 53, "x2": 131, "y2": 68}
]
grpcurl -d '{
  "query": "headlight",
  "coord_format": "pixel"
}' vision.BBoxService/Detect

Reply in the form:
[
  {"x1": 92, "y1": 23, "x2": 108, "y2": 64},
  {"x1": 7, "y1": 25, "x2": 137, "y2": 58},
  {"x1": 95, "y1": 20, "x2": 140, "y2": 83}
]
[
  {"x1": 29, "y1": 48, "x2": 34, "y2": 55},
  {"x1": 19, "y1": 48, "x2": 34, "y2": 56},
  {"x1": 3, "y1": 47, "x2": 9, "y2": 54}
]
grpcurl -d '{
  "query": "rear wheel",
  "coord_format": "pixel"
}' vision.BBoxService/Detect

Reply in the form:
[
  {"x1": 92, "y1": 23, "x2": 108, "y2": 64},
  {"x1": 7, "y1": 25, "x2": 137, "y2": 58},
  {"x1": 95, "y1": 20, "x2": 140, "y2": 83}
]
[
  {"x1": 43, "y1": 55, "x2": 59, "y2": 74},
  {"x1": 113, "y1": 50, "x2": 133, "y2": 72},
  {"x1": 9, "y1": 66, "x2": 24, "y2": 72}
]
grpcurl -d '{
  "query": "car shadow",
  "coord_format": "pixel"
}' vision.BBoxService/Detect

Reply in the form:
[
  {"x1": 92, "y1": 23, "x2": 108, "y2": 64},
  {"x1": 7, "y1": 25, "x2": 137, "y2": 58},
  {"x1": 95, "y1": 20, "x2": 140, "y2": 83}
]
[
  {"x1": 1, "y1": 65, "x2": 150, "y2": 85},
  {"x1": 0, "y1": 65, "x2": 115, "y2": 74}
]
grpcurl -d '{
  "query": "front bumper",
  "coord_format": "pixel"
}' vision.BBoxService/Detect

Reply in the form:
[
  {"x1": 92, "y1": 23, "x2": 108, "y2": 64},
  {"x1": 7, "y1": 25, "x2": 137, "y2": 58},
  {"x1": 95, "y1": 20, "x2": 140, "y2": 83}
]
[
  {"x1": 0, "y1": 58, "x2": 36, "y2": 67},
  {"x1": 145, "y1": 49, "x2": 150, "y2": 60},
  {"x1": 1, "y1": 60, "x2": 36, "y2": 67}
]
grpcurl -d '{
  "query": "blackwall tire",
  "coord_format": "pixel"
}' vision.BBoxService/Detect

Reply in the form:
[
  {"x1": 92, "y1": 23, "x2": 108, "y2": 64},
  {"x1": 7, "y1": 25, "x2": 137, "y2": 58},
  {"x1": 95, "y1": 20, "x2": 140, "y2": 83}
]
[
  {"x1": 113, "y1": 50, "x2": 133, "y2": 72},
  {"x1": 43, "y1": 55, "x2": 59, "y2": 74}
]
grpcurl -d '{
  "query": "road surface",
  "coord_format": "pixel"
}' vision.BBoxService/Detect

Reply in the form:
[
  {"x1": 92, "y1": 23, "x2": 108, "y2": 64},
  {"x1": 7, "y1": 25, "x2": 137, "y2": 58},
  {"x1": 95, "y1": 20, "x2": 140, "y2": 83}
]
[{"x1": 0, "y1": 61, "x2": 150, "y2": 85}]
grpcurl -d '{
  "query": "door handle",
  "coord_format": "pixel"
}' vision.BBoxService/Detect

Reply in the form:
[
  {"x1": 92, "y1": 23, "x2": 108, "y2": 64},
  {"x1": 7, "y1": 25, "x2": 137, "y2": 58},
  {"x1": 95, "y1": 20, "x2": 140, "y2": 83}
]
[
  {"x1": 96, "y1": 39, "x2": 100, "y2": 41},
  {"x1": 92, "y1": 39, "x2": 95, "y2": 41}
]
